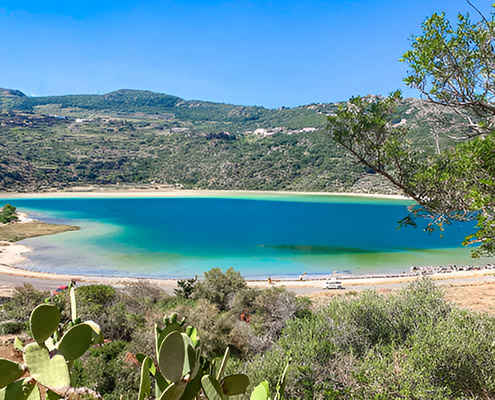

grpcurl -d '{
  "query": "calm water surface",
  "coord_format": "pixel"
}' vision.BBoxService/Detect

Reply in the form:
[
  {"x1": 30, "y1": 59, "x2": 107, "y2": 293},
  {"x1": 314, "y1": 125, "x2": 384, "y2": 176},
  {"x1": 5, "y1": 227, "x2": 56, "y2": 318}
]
[{"x1": 1, "y1": 194, "x2": 488, "y2": 279}]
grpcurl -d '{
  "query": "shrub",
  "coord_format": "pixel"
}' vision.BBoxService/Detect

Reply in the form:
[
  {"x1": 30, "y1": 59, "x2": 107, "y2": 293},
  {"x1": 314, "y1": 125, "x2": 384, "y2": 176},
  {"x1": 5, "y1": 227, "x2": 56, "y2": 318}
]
[
  {"x1": 0, "y1": 204, "x2": 18, "y2": 223},
  {"x1": 77, "y1": 285, "x2": 117, "y2": 310},
  {"x1": 194, "y1": 267, "x2": 247, "y2": 311},
  {"x1": 240, "y1": 279, "x2": 482, "y2": 399},
  {"x1": 174, "y1": 277, "x2": 198, "y2": 299},
  {"x1": 71, "y1": 341, "x2": 140, "y2": 400},
  {"x1": 173, "y1": 299, "x2": 235, "y2": 358},
  {"x1": 122, "y1": 281, "x2": 165, "y2": 305},
  {"x1": 1, "y1": 284, "x2": 49, "y2": 321},
  {"x1": 0, "y1": 320, "x2": 25, "y2": 334},
  {"x1": 406, "y1": 309, "x2": 495, "y2": 397},
  {"x1": 76, "y1": 285, "x2": 146, "y2": 341},
  {"x1": 245, "y1": 287, "x2": 312, "y2": 353}
]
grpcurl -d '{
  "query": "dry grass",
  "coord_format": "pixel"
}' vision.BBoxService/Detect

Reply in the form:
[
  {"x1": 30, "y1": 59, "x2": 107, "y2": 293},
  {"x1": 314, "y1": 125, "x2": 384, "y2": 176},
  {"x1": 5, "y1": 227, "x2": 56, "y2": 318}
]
[
  {"x1": 0, "y1": 221, "x2": 79, "y2": 242},
  {"x1": 444, "y1": 281, "x2": 495, "y2": 313},
  {"x1": 308, "y1": 281, "x2": 495, "y2": 314}
]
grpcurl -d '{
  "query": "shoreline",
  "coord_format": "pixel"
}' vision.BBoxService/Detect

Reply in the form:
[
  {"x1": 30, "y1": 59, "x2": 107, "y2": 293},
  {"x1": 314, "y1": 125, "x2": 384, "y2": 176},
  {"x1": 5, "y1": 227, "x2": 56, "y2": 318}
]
[
  {"x1": 1, "y1": 188, "x2": 492, "y2": 297},
  {"x1": 1, "y1": 241, "x2": 495, "y2": 297},
  {"x1": 0, "y1": 188, "x2": 411, "y2": 201}
]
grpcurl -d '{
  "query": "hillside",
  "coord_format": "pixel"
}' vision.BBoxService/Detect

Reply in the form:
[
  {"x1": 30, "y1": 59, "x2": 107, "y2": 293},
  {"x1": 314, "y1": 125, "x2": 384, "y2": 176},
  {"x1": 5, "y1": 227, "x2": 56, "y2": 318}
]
[{"x1": 0, "y1": 88, "x2": 466, "y2": 193}]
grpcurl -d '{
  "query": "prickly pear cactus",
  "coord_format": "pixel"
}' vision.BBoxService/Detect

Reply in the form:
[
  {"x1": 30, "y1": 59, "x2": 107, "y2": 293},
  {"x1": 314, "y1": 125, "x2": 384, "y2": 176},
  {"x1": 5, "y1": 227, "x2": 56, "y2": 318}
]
[
  {"x1": 57, "y1": 323, "x2": 94, "y2": 362},
  {"x1": 0, "y1": 359, "x2": 24, "y2": 389},
  {"x1": 30, "y1": 304, "x2": 60, "y2": 344},
  {"x1": 23, "y1": 343, "x2": 70, "y2": 393},
  {"x1": 250, "y1": 381, "x2": 271, "y2": 400},
  {"x1": 158, "y1": 331, "x2": 186, "y2": 382},
  {"x1": 0, "y1": 378, "x2": 40, "y2": 400},
  {"x1": 0, "y1": 283, "x2": 103, "y2": 399},
  {"x1": 221, "y1": 374, "x2": 250, "y2": 396},
  {"x1": 137, "y1": 312, "x2": 251, "y2": 400}
]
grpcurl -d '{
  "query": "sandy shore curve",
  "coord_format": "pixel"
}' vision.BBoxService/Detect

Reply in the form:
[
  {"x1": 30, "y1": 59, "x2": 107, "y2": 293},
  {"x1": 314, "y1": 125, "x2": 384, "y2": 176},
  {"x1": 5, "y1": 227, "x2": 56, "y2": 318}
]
[{"x1": 1, "y1": 189, "x2": 493, "y2": 298}]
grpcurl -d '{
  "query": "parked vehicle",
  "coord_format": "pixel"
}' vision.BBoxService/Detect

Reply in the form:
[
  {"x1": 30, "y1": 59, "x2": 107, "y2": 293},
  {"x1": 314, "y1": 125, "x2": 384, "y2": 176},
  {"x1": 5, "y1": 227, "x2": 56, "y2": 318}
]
[{"x1": 324, "y1": 279, "x2": 344, "y2": 290}]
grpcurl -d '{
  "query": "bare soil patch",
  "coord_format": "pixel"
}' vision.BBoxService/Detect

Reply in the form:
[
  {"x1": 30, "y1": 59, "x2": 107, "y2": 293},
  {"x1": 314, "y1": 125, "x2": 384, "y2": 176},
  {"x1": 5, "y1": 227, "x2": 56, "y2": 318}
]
[{"x1": 444, "y1": 281, "x2": 495, "y2": 313}]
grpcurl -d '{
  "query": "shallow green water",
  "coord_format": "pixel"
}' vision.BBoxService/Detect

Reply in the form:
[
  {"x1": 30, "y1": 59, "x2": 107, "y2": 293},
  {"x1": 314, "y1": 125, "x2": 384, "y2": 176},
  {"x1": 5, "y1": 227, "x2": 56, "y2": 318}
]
[{"x1": 1, "y1": 194, "x2": 489, "y2": 279}]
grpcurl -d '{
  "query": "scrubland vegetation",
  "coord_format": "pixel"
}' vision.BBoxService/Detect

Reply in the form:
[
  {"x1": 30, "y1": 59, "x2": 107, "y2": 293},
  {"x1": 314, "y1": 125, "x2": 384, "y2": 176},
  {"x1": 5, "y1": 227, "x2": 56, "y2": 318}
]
[
  {"x1": 0, "y1": 89, "x2": 463, "y2": 195},
  {"x1": 2, "y1": 269, "x2": 495, "y2": 399}
]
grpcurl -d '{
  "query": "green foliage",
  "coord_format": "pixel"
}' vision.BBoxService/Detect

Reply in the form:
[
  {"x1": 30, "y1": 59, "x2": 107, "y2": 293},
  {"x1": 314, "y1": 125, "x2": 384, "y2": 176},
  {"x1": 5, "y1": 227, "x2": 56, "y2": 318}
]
[
  {"x1": 328, "y1": 6, "x2": 495, "y2": 255},
  {"x1": 1, "y1": 284, "x2": 49, "y2": 321},
  {"x1": 0, "y1": 321, "x2": 24, "y2": 335},
  {"x1": 71, "y1": 341, "x2": 140, "y2": 400},
  {"x1": 0, "y1": 284, "x2": 103, "y2": 399},
  {"x1": 75, "y1": 284, "x2": 148, "y2": 341},
  {"x1": 137, "y1": 312, "x2": 253, "y2": 400},
  {"x1": 0, "y1": 205, "x2": 17, "y2": 224},
  {"x1": 0, "y1": 86, "x2": 451, "y2": 195},
  {"x1": 239, "y1": 278, "x2": 495, "y2": 399},
  {"x1": 171, "y1": 277, "x2": 308, "y2": 359},
  {"x1": 401, "y1": 9, "x2": 495, "y2": 119},
  {"x1": 8, "y1": 272, "x2": 495, "y2": 399},
  {"x1": 414, "y1": 133, "x2": 495, "y2": 256},
  {"x1": 174, "y1": 278, "x2": 198, "y2": 299},
  {"x1": 76, "y1": 285, "x2": 117, "y2": 308},
  {"x1": 194, "y1": 268, "x2": 247, "y2": 311}
]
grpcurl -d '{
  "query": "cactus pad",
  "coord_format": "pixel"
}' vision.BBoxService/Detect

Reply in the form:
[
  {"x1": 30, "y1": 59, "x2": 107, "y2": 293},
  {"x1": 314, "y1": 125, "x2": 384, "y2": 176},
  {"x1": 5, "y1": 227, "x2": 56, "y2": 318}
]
[
  {"x1": 138, "y1": 356, "x2": 152, "y2": 400},
  {"x1": 0, "y1": 378, "x2": 39, "y2": 400},
  {"x1": 221, "y1": 374, "x2": 250, "y2": 396},
  {"x1": 201, "y1": 375, "x2": 224, "y2": 400},
  {"x1": 23, "y1": 343, "x2": 70, "y2": 394},
  {"x1": 0, "y1": 359, "x2": 24, "y2": 389},
  {"x1": 84, "y1": 320, "x2": 103, "y2": 345},
  {"x1": 157, "y1": 382, "x2": 186, "y2": 400},
  {"x1": 57, "y1": 323, "x2": 93, "y2": 362},
  {"x1": 250, "y1": 381, "x2": 270, "y2": 400},
  {"x1": 30, "y1": 305, "x2": 60, "y2": 345},
  {"x1": 158, "y1": 331, "x2": 185, "y2": 383}
]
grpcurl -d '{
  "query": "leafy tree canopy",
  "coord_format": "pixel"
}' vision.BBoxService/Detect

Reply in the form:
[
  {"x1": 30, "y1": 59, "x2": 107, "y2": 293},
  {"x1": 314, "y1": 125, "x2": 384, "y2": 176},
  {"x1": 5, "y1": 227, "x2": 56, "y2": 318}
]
[
  {"x1": 0, "y1": 204, "x2": 18, "y2": 224},
  {"x1": 327, "y1": 4, "x2": 495, "y2": 256}
]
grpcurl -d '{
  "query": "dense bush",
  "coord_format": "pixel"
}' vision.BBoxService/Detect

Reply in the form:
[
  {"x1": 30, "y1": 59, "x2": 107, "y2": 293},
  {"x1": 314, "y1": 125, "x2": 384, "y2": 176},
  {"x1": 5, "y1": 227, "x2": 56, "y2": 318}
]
[
  {"x1": 0, "y1": 204, "x2": 17, "y2": 223},
  {"x1": 0, "y1": 284, "x2": 49, "y2": 321},
  {"x1": 239, "y1": 279, "x2": 495, "y2": 400},
  {"x1": 193, "y1": 267, "x2": 247, "y2": 311},
  {"x1": 0, "y1": 320, "x2": 24, "y2": 334},
  {"x1": 75, "y1": 284, "x2": 152, "y2": 341},
  {"x1": 71, "y1": 341, "x2": 140, "y2": 400},
  {"x1": 170, "y1": 270, "x2": 307, "y2": 359},
  {"x1": 4, "y1": 275, "x2": 495, "y2": 399}
]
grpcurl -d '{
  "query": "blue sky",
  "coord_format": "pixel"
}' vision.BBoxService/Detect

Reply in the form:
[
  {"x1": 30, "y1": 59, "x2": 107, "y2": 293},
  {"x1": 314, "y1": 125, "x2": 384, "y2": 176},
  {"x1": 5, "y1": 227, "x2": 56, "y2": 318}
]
[{"x1": 0, "y1": 1, "x2": 492, "y2": 108}]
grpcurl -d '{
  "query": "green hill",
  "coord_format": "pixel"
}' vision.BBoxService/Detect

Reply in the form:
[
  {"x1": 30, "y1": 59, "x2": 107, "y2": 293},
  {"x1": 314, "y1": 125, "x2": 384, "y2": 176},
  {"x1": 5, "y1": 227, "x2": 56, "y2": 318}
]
[
  {"x1": 0, "y1": 88, "x2": 27, "y2": 109},
  {"x1": 0, "y1": 89, "x2": 464, "y2": 193}
]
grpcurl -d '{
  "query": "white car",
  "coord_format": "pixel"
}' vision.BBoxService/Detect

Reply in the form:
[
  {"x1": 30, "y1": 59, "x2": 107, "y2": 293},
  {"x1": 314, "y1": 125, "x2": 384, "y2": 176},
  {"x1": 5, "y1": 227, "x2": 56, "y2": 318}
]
[{"x1": 324, "y1": 279, "x2": 344, "y2": 290}]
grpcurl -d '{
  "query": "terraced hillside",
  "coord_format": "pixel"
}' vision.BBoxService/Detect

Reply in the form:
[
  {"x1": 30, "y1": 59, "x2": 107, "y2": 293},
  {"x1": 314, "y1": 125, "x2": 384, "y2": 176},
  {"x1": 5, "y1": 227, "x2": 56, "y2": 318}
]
[{"x1": 0, "y1": 88, "x2": 465, "y2": 193}]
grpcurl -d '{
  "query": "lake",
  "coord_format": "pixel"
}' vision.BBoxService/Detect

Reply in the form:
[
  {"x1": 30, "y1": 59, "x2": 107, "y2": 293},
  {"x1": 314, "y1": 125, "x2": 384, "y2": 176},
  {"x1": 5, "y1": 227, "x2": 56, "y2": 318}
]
[{"x1": 1, "y1": 193, "x2": 487, "y2": 279}]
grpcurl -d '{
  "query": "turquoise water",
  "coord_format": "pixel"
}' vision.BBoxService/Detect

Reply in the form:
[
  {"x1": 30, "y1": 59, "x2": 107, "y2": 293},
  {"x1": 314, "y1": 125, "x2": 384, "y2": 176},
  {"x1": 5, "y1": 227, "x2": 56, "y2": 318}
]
[{"x1": 1, "y1": 194, "x2": 489, "y2": 279}]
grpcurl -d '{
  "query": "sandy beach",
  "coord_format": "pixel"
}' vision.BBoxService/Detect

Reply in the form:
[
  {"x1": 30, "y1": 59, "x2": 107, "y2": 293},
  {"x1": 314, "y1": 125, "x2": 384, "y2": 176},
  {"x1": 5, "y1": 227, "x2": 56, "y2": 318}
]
[
  {"x1": 1, "y1": 239, "x2": 495, "y2": 298},
  {"x1": 0, "y1": 188, "x2": 411, "y2": 201}
]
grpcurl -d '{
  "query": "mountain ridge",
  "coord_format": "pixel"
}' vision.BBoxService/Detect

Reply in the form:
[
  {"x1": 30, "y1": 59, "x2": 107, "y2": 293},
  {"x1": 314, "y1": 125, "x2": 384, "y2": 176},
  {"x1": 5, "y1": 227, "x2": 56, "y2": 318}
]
[{"x1": 0, "y1": 87, "x2": 466, "y2": 194}]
